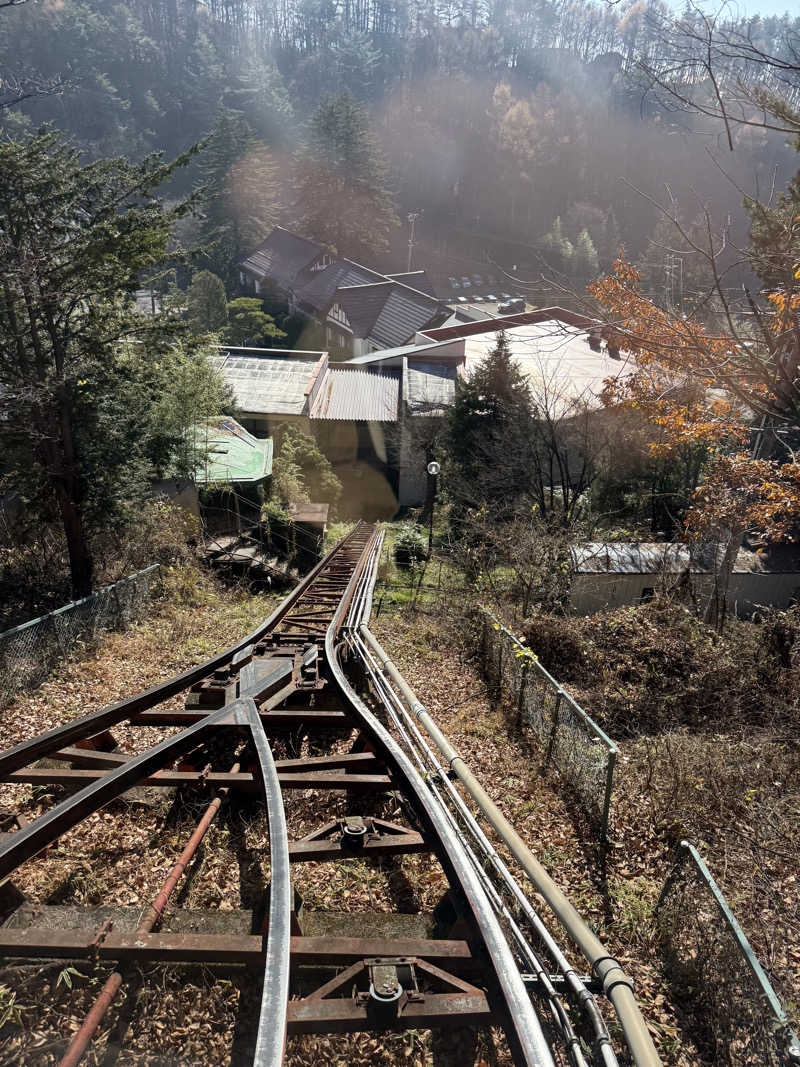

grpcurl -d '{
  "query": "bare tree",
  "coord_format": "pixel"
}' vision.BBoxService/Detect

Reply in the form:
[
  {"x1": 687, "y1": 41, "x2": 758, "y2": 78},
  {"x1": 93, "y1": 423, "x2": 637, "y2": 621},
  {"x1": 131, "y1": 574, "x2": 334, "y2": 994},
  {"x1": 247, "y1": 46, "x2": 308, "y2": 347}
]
[{"x1": 636, "y1": 8, "x2": 800, "y2": 146}]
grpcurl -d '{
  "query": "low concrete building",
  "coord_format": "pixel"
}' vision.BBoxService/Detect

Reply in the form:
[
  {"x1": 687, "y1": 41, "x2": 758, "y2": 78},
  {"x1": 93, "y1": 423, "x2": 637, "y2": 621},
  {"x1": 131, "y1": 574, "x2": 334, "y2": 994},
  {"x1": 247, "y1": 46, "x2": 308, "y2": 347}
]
[
  {"x1": 211, "y1": 308, "x2": 634, "y2": 514},
  {"x1": 569, "y1": 542, "x2": 800, "y2": 616}
]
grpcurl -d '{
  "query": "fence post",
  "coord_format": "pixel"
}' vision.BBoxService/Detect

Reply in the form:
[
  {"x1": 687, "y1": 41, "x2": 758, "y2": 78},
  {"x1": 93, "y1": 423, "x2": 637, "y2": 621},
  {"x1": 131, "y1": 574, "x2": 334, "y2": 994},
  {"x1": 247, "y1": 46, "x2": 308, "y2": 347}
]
[
  {"x1": 543, "y1": 689, "x2": 562, "y2": 768},
  {"x1": 516, "y1": 662, "x2": 529, "y2": 732},
  {"x1": 655, "y1": 841, "x2": 690, "y2": 915},
  {"x1": 600, "y1": 746, "x2": 616, "y2": 843}
]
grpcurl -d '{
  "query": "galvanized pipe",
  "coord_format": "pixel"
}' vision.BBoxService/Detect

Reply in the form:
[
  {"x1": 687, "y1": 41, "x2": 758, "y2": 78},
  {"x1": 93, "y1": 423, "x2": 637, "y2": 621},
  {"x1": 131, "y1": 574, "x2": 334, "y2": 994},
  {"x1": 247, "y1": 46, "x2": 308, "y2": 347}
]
[
  {"x1": 58, "y1": 762, "x2": 241, "y2": 1067},
  {"x1": 327, "y1": 538, "x2": 557, "y2": 1067},
  {"x1": 350, "y1": 626, "x2": 614, "y2": 1067},
  {"x1": 359, "y1": 624, "x2": 662, "y2": 1067},
  {"x1": 352, "y1": 631, "x2": 590, "y2": 1067}
]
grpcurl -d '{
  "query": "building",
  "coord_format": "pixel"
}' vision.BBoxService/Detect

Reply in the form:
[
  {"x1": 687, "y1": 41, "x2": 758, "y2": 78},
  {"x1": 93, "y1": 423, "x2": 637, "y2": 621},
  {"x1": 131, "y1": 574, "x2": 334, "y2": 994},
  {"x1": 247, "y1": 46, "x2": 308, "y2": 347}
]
[
  {"x1": 569, "y1": 542, "x2": 800, "y2": 616},
  {"x1": 192, "y1": 417, "x2": 273, "y2": 489},
  {"x1": 239, "y1": 227, "x2": 449, "y2": 357},
  {"x1": 213, "y1": 307, "x2": 632, "y2": 514}
]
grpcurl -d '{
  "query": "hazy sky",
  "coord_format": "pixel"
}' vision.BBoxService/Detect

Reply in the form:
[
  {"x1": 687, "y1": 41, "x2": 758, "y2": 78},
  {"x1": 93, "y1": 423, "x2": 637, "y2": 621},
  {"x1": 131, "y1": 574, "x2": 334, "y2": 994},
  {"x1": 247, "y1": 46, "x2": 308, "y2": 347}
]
[{"x1": 674, "y1": 0, "x2": 799, "y2": 17}]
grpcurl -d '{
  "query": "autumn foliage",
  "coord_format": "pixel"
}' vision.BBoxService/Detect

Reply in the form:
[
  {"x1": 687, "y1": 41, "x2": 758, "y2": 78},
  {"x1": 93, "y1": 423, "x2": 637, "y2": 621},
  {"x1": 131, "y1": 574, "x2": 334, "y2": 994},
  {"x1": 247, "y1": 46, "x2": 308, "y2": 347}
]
[{"x1": 590, "y1": 256, "x2": 800, "y2": 543}]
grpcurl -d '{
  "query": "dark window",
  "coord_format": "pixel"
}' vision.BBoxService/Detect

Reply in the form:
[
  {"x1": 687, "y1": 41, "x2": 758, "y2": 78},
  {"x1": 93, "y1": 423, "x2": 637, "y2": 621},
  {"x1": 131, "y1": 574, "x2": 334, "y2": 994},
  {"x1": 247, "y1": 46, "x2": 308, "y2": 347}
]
[{"x1": 640, "y1": 587, "x2": 655, "y2": 603}]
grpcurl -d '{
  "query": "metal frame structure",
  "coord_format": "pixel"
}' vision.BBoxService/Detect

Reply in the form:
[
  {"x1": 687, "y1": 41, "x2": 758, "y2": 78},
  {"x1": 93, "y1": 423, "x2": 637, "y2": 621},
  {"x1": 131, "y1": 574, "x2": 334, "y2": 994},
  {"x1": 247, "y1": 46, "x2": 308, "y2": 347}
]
[{"x1": 0, "y1": 524, "x2": 659, "y2": 1067}]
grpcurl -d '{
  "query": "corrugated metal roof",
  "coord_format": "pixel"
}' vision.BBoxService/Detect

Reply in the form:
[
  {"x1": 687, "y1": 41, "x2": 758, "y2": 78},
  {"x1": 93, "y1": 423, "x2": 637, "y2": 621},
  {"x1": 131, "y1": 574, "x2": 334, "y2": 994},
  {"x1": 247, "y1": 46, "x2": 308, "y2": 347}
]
[
  {"x1": 571, "y1": 543, "x2": 698, "y2": 574},
  {"x1": 241, "y1": 228, "x2": 324, "y2": 288},
  {"x1": 309, "y1": 366, "x2": 400, "y2": 421},
  {"x1": 406, "y1": 360, "x2": 458, "y2": 416},
  {"x1": 217, "y1": 353, "x2": 317, "y2": 416}
]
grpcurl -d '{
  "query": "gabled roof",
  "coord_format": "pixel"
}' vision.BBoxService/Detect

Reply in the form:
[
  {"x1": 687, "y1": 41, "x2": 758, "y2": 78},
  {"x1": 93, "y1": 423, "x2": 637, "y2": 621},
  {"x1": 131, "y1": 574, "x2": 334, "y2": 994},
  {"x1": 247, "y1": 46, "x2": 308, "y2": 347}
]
[
  {"x1": 386, "y1": 271, "x2": 437, "y2": 297},
  {"x1": 295, "y1": 260, "x2": 384, "y2": 312},
  {"x1": 369, "y1": 285, "x2": 446, "y2": 348},
  {"x1": 335, "y1": 282, "x2": 394, "y2": 337},
  {"x1": 240, "y1": 227, "x2": 326, "y2": 289}
]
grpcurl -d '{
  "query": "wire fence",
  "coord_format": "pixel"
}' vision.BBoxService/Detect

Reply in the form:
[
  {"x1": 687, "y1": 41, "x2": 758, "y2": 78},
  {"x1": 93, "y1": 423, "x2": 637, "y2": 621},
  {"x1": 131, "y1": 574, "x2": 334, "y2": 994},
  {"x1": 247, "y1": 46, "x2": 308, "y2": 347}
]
[
  {"x1": 480, "y1": 611, "x2": 618, "y2": 840},
  {"x1": 656, "y1": 841, "x2": 800, "y2": 1067},
  {"x1": 0, "y1": 565, "x2": 161, "y2": 707}
]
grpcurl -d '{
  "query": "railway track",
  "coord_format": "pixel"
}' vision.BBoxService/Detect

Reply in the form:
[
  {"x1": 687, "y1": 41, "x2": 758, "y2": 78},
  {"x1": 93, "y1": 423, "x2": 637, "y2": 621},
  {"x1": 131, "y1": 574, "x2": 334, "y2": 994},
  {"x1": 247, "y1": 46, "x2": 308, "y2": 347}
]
[{"x1": 0, "y1": 523, "x2": 661, "y2": 1066}]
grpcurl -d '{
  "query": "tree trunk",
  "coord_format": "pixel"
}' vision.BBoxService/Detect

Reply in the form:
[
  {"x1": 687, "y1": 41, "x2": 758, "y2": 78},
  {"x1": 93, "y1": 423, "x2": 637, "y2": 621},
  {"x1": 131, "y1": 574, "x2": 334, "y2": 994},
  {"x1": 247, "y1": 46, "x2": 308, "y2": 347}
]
[
  {"x1": 702, "y1": 524, "x2": 744, "y2": 630},
  {"x1": 55, "y1": 482, "x2": 94, "y2": 599},
  {"x1": 39, "y1": 389, "x2": 94, "y2": 599}
]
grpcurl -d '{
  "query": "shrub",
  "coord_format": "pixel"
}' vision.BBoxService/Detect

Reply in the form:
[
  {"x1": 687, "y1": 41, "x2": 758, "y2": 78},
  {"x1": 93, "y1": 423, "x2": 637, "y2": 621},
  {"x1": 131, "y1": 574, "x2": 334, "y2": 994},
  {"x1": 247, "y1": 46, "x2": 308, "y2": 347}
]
[{"x1": 393, "y1": 524, "x2": 426, "y2": 570}]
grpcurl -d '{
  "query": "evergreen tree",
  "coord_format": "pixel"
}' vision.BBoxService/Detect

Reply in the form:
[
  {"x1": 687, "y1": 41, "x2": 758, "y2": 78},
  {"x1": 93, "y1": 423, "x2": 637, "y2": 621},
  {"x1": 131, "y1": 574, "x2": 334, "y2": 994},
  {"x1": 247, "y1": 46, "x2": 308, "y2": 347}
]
[
  {"x1": 445, "y1": 331, "x2": 535, "y2": 526},
  {"x1": 292, "y1": 91, "x2": 399, "y2": 258},
  {"x1": 599, "y1": 208, "x2": 622, "y2": 268},
  {"x1": 540, "y1": 216, "x2": 575, "y2": 274},
  {"x1": 225, "y1": 297, "x2": 286, "y2": 346},
  {"x1": 0, "y1": 128, "x2": 202, "y2": 596},
  {"x1": 573, "y1": 228, "x2": 599, "y2": 278},
  {"x1": 199, "y1": 111, "x2": 280, "y2": 284},
  {"x1": 187, "y1": 271, "x2": 228, "y2": 333}
]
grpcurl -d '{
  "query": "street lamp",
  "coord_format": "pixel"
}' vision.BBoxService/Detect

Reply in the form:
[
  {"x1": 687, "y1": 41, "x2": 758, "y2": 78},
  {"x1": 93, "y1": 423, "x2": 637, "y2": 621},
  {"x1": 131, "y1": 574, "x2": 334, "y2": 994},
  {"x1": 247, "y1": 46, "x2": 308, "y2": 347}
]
[
  {"x1": 426, "y1": 460, "x2": 440, "y2": 556},
  {"x1": 407, "y1": 212, "x2": 421, "y2": 272}
]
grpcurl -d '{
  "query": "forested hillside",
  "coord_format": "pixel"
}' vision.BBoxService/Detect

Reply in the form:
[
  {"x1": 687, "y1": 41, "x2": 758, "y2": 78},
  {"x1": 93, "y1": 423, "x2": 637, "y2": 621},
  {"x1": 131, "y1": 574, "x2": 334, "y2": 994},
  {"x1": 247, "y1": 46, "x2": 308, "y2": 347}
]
[{"x1": 3, "y1": 0, "x2": 798, "y2": 294}]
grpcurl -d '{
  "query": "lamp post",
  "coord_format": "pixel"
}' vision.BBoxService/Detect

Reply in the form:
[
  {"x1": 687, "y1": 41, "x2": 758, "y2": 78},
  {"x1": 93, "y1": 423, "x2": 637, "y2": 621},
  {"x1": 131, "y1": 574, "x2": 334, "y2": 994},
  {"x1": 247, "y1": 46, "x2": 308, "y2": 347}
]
[
  {"x1": 407, "y1": 212, "x2": 421, "y2": 272},
  {"x1": 426, "y1": 460, "x2": 440, "y2": 556}
]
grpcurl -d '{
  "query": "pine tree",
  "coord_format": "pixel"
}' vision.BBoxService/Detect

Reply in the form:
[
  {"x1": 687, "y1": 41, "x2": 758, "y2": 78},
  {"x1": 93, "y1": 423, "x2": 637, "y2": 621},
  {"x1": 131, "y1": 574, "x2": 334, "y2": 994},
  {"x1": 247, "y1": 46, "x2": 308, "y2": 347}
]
[
  {"x1": 225, "y1": 297, "x2": 286, "y2": 346},
  {"x1": 0, "y1": 128, "x2": 202, "y2": 596},
  {"x1": 445, "y1": 332, "x2": 535, "y2": 525},
  {"x1": 187, "y1": 271, "x2": 228, "y2": 333},
  {"x1": 292, "y1": 91, "x2": 399, "y2": 258},
  {"x1": 199, "y1": 111, "x2": 280, "y2": 284}
]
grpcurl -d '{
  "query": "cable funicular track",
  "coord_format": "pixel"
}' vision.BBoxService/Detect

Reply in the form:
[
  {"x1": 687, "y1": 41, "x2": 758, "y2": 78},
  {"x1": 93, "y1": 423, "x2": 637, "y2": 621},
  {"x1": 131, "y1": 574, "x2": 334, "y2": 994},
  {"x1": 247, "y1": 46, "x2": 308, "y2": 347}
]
[{"x1": 0, "y1": 524, "x2": 660, "y2": 1067}]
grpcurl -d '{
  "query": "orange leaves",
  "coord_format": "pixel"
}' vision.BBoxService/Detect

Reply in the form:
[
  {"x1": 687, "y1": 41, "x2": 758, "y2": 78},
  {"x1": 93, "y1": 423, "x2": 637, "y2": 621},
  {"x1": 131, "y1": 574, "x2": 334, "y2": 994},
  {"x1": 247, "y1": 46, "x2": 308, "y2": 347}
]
[
  {"x1": 685, "y1": 453, "x2": 800, "y2": 542},
  {"x1": 592, "y1": 255, "x2": 800, "y2": 542}
]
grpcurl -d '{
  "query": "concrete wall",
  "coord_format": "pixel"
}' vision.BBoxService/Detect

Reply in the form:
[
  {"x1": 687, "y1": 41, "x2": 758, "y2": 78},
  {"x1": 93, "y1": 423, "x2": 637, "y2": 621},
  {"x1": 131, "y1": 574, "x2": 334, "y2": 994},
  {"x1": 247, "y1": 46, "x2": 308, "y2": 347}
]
[
  {"x1": 728, "y1": 573, "x2": 800, "y2": 615},
  {"x1": 570, "y1": 571, "x2": 800, "y2": 616}
]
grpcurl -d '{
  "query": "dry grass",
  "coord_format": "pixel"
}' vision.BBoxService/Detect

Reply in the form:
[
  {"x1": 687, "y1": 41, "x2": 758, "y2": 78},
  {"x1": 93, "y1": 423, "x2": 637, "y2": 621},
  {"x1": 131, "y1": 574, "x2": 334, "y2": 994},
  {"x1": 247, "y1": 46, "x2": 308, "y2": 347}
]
[
  {"x1": 485, "y1": 594, "x2": 799, "y2": 1064},
  {"x1": 371, "y1": 603, "x2": 702, "y2": 1065}
]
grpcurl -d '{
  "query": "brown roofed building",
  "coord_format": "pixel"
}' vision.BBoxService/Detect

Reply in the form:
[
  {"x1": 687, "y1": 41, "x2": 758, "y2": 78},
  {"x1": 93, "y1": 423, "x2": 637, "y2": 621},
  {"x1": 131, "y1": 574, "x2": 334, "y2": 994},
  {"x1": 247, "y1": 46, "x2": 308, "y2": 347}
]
[{"x1": 239, "y1": 227, "x2": 448, "y2": 359}]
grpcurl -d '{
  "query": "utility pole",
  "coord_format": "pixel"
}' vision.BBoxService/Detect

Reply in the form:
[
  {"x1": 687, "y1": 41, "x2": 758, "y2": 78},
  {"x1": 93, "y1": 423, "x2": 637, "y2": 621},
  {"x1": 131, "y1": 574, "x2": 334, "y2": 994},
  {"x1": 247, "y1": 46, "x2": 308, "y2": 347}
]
[{"x1": 407, "y1": 212, "x2": 421, "y2": 272}]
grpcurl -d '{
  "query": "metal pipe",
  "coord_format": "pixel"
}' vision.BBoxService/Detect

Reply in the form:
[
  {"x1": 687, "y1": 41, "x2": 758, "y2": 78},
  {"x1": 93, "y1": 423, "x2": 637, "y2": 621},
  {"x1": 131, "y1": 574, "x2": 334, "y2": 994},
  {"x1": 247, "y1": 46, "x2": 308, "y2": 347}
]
[
  {"x1": 326, "y1": 536, "x2": 557, "y2": 1067},
  {"x1": 350, "y1": 628, "x2": 615, "y2": 1067},
  {"x1": 359, "y1": 624, "x2": 662, "y2": 1067},
  {"x1": 59, "y1": 762, "x2": 241, "y2": 1067}
]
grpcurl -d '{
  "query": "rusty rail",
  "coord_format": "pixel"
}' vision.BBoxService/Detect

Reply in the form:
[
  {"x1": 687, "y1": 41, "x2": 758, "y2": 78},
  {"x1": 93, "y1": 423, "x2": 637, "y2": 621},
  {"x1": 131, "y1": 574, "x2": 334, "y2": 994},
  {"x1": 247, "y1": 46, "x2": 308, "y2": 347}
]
[{"x1": 0, "y1": 522, "x2": 660, "y2": 1066}]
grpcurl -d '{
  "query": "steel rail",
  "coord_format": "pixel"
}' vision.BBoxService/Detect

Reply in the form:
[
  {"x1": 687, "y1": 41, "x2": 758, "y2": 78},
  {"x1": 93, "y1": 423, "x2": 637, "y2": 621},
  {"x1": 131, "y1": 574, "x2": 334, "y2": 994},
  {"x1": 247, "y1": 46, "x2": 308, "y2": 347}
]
[
  {"x1": 325, "y1": 531, "x2": 557, "y2": 1067},
  {"x1": 244, "y1": 697, "x2": 291, "y2": 1067},
  {"x1": 58, "y1": 758, "x2": 244, "y2": 1067},
  {"x1": 0, "y1": 523, "x2": 367, "y2": 779},
  {"x1": 348, "y1": 626, "x2": 592, "y2": 1067},
  {"x1": 348, "y1": 625, "x2": 600, "y2": 1067},
  {"x1": 345, "y1": 540, "x2": 616, "y2": 1064},
  {"x1": 357, "y1": 623, "x2": 662, "y2": 1067}
]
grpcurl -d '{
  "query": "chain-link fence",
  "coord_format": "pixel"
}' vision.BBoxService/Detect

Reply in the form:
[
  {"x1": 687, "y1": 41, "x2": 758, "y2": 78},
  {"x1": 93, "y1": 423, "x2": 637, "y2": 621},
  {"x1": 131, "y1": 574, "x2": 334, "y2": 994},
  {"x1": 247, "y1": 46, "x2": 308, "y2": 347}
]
[
  {"x1": 656, "y1": 840, "x2": 800, "y2": 1067},
  {"x1": 0, "y1": 565, "x2": 161, "y2": 707},
  {"x1": 480, "y1": 611, "x2": 618, "y2": 839}
]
